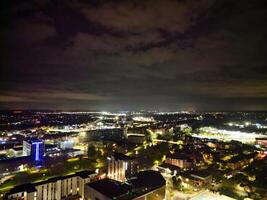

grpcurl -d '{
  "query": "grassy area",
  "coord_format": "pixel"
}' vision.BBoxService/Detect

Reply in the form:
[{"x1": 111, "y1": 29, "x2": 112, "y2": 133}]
[
  {"x1": 0, "y1": 170, "x2": 55, "y2": 193},
  {"x1": 0, "y1": 178, "x2": 17, "y2": 193},
  {"x1": 218, "y1": 186, "x2": 243, "y2": 200},
  {"x1": 0, "y1": 156, "x2": 102, "y2": 194}
]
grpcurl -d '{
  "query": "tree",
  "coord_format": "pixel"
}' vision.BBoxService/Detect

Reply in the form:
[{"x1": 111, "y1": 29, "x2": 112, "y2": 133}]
[
  {"x1": 172, "y1": 176, "x2": 182, "y2": 190},
  {"x1": 87, "y1": 145, "x2": 97, "y2": 160}
]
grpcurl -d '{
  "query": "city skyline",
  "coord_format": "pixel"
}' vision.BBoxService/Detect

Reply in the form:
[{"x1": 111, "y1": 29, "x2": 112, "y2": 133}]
[{"x1": 1, "y1": 111, "x2": 267, "y2": 199}]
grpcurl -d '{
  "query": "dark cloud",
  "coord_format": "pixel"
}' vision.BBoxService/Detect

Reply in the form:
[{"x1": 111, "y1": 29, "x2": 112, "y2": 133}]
[{"x1": 0, "y1": 0, "x2": 267, "y2": 111}]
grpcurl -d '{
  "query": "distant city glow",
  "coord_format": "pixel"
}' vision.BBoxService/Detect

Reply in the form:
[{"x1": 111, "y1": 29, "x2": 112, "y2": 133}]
[{"x1": 132, "y1": 116, "x2": 155, "y2": 122}]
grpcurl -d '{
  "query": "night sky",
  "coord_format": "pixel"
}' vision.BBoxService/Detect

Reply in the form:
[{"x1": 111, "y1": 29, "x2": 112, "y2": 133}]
[{"x1": 1, "y1": 0, "x2": 267, "y2": 111}]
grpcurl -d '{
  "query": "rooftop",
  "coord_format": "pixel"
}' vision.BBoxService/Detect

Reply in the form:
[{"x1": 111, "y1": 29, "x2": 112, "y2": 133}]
[
  {"x1": 87, "y1": 170, "x2": 166, "y2": 200},
  {"x1": 127, "y1": 170, "x2": 166, "y2": 189},
  {"x1": 7, "y1": 183, "x2": 36, "y2": 195},
  {"x1": 12, "y1": 146, "x2": 23, "y2": 151},
  {"x1": 25, "y1": 138, "x2": 44, "y2": 144},
  {"x1": 113, "y1": 152, "x2": 135, "y2": 161},
  {"x1": 189, "y1": 170, "x2": 211, "y2": 178},
  {"x1": 87, "y1": 178, "x2": 132, "y2": 199},
  {"x1": 75, "y1": 170, "x2": 96, "y2": 179},
  {"x1": 35, "y1": 170, "x2": 96, "y2": 185},
  {"x1": 7, "y1": 170, "x2": 96, "y2": 192},
  {"x1": 166, "y1": 153, "x2": 193, "y2": 162},
  {"x1": 159, "y1": 162, "x2": 181, "y2": 171}
]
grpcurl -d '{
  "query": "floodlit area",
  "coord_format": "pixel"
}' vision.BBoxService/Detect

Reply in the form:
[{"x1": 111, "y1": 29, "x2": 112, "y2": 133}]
[
  {"x1": 195, "y1": 127, "x2": 266, "y2": 143},
  {"x1": 190, "y1": 191, "x2": 236, "y2": 200},
  {"x1": 132, "y1": 116, "x2": 155, "y2": 122}
]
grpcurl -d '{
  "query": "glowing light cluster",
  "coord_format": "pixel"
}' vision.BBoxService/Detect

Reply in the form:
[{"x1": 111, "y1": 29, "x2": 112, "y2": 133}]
[{"x1": 196, "y1": 127, "x2": 266, "y2": 143}]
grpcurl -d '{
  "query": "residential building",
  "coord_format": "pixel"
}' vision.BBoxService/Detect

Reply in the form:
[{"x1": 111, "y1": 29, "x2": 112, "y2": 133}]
[
  {"x1": 165, "y1": 153, "x2": 193, "y2": 169},
  {"x1": 107, "y1": 152, "x2": 137, "y2": 182},
  {"x1": 5, "y1": 170, "x2": 98, "y2": 200}
]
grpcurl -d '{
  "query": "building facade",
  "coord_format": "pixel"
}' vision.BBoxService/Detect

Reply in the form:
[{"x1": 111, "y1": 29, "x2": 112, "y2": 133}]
[
  {"x1": 23, "y1": 139, "x2": 45, "y2": 162},
  {"x1": 165, "y1": 153, "x2": 193, "y2": 169},
  {"x1": 107, "y1": 152, "x2": 137, "y2": 182},
  {"x1": 5, "y1": 170, "x2": 98, "y2": 200},
  {"x1": 255, "y1": 138, "x2": 267, "y2": 147}
]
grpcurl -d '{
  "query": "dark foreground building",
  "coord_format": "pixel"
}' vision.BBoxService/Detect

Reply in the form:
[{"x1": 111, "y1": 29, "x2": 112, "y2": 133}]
[{"x1": 85, "y1": 170, "x2": 166, "y2": 200}]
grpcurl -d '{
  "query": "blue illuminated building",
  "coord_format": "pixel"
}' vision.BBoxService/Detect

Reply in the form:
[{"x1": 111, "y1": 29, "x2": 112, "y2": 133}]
[{"x1": 23, "y1": 138, "x2": 45, "y2": 161}]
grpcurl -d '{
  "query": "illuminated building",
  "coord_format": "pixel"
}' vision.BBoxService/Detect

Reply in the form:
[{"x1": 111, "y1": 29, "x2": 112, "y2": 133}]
[
  {"x1": 126, "y1": 133, "x2": 145, "y2": 144},
  {"x1": 5, "y1": 170, "x2": 98, "y2": 200},
  {"x1": 107, "y1": 152, "x2": 137, "y2": 182},
  {"x1": 132, "y1": 116, "x2": 155, "y2": 122},
  {"x1": 255, "y1": 138, "x2": 267, "y2": 147},
  {"x1": 189, "y1": 190, "x2": 235, "y2": 200},
  {"x1": 23, "y1": 139, "x2": 45, "y2": 162},
  {"x1": 10, "y1": 146, "x2": 23, "y2": 157},
  {"x1": 165, "y1": 153, "x2": 193, "y2": 169},
  {"x1": 196, "y1": 127, "x2": 266, "y2": 144},
  {"x1": 59, "y1": 140, "x2": 74, "y2": 150}
]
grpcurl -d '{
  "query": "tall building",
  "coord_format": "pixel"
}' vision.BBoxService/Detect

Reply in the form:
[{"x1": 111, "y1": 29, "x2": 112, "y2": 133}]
[
  {"x1": 23, "y1": 139, "x2": 45, "y2": 161},
  {"x1": 107, "y1": 152, "x2": 137, "y2": 182}
]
